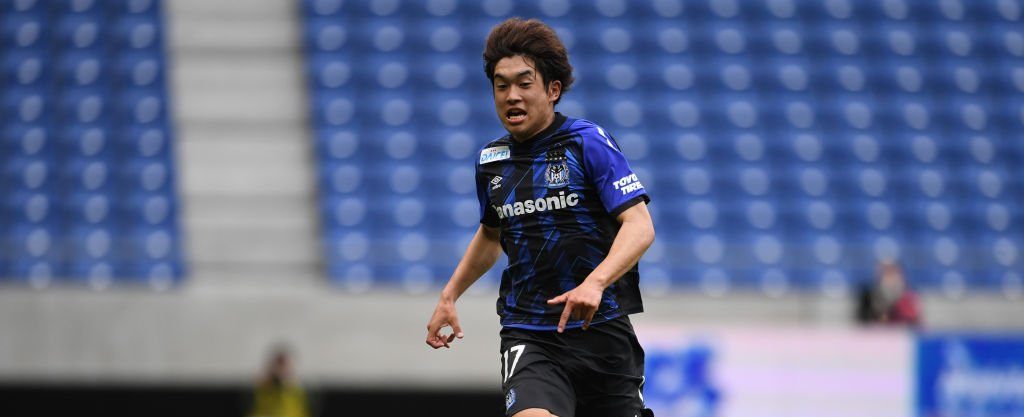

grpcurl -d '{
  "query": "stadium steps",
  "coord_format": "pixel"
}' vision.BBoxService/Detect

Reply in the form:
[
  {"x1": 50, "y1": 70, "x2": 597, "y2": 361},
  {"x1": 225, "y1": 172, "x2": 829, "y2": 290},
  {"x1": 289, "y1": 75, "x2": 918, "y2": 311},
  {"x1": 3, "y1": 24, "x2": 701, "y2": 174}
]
[{"x1": 166, "y1": 0, "x2": 319, "y2": 281}]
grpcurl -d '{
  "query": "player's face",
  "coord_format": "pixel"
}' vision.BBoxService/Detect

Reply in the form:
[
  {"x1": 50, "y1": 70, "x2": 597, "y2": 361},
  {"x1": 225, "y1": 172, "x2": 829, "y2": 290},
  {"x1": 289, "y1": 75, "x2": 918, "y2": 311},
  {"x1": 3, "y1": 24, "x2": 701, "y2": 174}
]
[{"x1": 492, "y1": 55, "x2": 561, "y2": 142}]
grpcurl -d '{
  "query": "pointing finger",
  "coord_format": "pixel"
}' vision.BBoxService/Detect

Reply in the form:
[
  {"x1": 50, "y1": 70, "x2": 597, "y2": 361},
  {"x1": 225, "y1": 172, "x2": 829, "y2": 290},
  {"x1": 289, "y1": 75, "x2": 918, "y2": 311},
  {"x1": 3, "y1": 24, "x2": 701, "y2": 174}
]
[
  {"x1": 557, "y1": 302, "x2": 573, "y2": 333},
  {"x1": 547, "y1": 293, "x2": 569, "y2": 305}
]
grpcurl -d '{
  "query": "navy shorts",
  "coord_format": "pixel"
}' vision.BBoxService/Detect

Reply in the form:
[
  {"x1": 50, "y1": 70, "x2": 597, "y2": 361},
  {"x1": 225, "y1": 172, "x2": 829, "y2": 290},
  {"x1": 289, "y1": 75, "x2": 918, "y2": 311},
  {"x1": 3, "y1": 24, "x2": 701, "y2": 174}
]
[{"x1": 498, "y1": 316, "x2": 652, "y2": 417}]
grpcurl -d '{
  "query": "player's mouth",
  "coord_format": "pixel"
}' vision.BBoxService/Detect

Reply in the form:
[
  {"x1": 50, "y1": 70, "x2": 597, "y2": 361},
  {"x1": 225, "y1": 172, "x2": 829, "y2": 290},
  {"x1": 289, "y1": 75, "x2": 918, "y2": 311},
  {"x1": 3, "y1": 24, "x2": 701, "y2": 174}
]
[{"x1": 506, "y1": 108, "x2": 527, "y2": 125}]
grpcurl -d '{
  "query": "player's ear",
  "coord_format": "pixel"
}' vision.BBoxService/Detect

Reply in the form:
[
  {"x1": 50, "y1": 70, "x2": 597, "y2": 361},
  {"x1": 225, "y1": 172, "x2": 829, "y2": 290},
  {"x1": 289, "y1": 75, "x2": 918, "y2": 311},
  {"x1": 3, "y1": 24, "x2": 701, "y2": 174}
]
[{"x1": 547, "y1": 80, "x2": 562, "y2": 103}]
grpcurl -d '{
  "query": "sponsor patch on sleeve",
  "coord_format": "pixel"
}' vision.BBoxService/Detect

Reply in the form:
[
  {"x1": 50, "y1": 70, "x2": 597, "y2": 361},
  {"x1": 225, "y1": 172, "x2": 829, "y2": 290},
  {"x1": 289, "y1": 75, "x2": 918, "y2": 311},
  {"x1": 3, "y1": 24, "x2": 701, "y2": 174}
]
[
  {"x1": 613, "y1": 173, "x2": 645, "y2": 195},
  {"x1": 479, "y1": 146, "x2": 511, "y2": 164}
]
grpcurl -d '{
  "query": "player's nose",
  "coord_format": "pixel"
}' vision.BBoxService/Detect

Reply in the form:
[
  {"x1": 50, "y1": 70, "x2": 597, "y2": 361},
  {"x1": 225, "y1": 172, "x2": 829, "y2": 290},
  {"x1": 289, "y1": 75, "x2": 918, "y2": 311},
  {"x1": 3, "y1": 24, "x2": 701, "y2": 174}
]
[{"x1": 506, "y1": 87, "x2": 523, "y2": 102}]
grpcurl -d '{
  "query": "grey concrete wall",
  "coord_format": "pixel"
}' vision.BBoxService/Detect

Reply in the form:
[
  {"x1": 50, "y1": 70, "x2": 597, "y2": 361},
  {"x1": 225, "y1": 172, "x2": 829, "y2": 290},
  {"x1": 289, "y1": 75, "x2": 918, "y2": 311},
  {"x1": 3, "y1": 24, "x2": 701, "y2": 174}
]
[{"x1": 0, "y1": 284, "x2": 1020, "y2": 389}]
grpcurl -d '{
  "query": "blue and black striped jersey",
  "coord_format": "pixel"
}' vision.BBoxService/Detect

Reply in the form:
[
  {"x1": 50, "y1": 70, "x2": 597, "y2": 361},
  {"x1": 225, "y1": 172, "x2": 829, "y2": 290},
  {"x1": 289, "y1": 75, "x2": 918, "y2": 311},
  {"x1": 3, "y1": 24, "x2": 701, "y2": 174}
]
[{"x1": 475, "y1": 113, "x2": 650, "y2": 330}]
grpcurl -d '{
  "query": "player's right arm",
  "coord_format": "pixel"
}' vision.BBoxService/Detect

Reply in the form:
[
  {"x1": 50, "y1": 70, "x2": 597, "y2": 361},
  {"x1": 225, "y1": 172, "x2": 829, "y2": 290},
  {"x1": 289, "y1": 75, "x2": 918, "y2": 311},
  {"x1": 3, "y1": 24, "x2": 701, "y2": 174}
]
[{"x1": 425, "y1": 224, "x2": 501, "y2": 349}]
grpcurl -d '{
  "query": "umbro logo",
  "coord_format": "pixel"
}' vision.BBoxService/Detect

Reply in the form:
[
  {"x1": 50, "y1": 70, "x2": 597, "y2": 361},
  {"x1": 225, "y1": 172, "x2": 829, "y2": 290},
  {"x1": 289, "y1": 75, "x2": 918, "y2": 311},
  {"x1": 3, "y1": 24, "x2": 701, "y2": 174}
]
[{"x1": 491, "y1": 176, "x2": 503, "y2": 190}]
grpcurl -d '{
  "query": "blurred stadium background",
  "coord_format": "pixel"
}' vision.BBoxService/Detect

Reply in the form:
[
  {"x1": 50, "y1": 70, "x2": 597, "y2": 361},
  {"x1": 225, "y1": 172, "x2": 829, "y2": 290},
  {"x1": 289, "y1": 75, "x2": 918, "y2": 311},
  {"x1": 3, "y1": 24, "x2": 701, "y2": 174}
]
[{"x1": 1, "y1": 0, "x2": 1023, "y2": 416}]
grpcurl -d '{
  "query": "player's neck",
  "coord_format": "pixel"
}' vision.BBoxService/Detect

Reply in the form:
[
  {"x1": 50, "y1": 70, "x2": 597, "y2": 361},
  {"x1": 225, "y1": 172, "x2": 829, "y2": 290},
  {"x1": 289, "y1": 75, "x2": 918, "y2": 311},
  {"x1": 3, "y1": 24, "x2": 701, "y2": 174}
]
[{"x1": 510, "y1": 111, "x2": 558, "y2": 143}]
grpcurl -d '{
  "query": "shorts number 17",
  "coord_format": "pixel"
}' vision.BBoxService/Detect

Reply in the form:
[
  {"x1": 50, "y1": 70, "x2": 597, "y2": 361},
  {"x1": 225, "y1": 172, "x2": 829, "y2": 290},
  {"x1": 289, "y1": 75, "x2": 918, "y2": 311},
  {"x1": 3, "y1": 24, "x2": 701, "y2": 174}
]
[{"x1": 501, "y1": 345, "x2": 525, "y2": 383}]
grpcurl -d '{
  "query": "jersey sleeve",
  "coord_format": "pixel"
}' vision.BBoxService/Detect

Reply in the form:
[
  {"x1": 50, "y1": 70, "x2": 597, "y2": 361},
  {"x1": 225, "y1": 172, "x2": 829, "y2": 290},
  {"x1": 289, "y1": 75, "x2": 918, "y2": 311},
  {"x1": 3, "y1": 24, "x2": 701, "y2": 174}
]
[
  {"x1": 475, "y1": 157, "x2": 500, "y2": 227},
  {"x1": 580, "y1": 125, "x2": 650, "y2": 217}
]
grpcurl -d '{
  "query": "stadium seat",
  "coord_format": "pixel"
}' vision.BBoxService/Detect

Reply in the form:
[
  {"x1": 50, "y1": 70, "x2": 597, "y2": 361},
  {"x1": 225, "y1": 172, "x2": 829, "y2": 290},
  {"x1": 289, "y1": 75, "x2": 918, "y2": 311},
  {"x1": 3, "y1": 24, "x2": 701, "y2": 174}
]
[
  {"x1": 111, "y1": 16, "x2": 163, "y2": 51},
  {"x1": 1, "y1": 0, "x2": 48, "y2": 14},
  {"x1": 1, "y1": 50, "x2": 50, "y2": 87},
  {"x1": 109, "y1": 0, "x2": 162, "y2": 16},
  {"x1": 55, "y1": 14, "x2": 106, "y2": 51},
  {"x1": 3, "y1": 87, "x2": 51, "y2": 124},
  {"x1": 300, "y1": 0, "x2": 1024, "y2": 295},
  {"x1": 0, "y1": 0, "x2": 181, "y2": 285},
  {"x1": 114, "y1": 52, "x2": 165, "y2": 89},
  {"x1": 1, "y1": 13, "x2": 49, "y2": 50}
]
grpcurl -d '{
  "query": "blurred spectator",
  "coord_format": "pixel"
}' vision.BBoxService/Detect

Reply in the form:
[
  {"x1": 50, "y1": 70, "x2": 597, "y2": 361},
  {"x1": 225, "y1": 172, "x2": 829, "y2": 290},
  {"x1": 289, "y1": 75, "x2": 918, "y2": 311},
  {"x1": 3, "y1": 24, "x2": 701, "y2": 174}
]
[
  {"x1": 855, "y1": 261, "x2": 922, "y2": 327},
  {"x1": 249, "y1": 346, "x2": 310, "y2": 417}
]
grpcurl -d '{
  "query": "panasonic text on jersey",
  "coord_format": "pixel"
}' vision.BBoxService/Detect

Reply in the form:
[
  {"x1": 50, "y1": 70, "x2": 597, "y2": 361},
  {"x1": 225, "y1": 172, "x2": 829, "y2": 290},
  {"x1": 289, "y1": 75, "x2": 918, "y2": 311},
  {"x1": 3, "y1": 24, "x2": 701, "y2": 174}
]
[{"x1": 493, "y1": 191, "x2": 580, "y2": 219}]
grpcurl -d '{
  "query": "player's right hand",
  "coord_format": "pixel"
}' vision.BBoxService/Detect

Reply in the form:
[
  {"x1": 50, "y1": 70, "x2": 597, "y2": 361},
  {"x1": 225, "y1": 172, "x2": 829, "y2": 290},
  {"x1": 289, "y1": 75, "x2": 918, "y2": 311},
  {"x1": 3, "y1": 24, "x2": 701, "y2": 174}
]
[{"x1": 425, "y1": 299, "x2": 464, "y2": 349}]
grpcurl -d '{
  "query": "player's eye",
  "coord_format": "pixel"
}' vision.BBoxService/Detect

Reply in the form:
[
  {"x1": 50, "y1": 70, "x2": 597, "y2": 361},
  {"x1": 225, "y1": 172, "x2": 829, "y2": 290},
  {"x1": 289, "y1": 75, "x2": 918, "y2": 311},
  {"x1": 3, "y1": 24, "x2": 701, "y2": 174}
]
[{"x1": 520, "y1": 82, "x2": 531, "y2": 89}]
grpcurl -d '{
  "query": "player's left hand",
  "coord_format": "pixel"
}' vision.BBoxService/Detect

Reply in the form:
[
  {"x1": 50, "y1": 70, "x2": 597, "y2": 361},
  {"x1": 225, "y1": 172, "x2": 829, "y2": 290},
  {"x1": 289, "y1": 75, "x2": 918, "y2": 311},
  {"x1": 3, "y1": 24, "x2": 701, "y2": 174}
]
[{"x1": 547, "y1": 280, "x2": 605, "y2": 333}]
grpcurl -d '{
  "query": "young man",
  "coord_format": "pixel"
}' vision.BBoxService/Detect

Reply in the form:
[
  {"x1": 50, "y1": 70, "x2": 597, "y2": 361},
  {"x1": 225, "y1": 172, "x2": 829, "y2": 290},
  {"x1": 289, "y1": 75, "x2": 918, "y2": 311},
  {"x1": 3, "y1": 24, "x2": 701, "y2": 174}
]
[{"x1": 425, "y1": 18, "x2": 655, "y2": 417}]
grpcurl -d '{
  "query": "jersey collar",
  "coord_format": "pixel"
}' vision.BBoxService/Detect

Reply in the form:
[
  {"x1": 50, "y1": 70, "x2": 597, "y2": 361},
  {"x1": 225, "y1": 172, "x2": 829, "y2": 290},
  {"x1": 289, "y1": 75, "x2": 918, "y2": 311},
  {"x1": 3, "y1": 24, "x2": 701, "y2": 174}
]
[{"x1": 508, "y1": 112, "x2": 570, "y2": 152}]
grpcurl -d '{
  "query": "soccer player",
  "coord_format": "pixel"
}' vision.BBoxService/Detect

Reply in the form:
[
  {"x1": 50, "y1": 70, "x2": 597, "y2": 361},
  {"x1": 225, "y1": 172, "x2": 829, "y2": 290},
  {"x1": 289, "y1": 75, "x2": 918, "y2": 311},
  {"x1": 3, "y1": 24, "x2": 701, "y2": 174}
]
[{"x1": 425, "y1": 18, "x2": 655, "y2": 417}]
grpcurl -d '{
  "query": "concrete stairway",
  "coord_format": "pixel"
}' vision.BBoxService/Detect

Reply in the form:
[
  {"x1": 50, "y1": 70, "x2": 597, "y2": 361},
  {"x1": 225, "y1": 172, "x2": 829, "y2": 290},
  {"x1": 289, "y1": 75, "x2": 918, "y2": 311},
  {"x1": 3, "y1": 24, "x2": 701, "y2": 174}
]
[{"x1": 166, "y1": 0, "x2": 321, "y2": 283}]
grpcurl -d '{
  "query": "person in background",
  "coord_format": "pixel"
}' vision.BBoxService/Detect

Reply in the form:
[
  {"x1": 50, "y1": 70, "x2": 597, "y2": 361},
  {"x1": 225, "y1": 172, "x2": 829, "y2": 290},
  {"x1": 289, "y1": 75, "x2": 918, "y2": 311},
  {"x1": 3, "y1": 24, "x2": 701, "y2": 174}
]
[
  {"x1": 856, "y1": 261, "x2": 921, "y2": 327},
  {"x1": 249, "y1": 346, "x2": 311, "y2": 417}
]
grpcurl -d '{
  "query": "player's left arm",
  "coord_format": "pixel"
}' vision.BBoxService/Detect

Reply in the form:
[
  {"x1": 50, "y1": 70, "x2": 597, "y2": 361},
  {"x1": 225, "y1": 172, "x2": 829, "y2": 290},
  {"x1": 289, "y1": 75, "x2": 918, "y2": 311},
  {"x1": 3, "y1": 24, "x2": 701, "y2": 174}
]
[{"x1": 547, "y1": 201, "x2": 655, "y2": 332}]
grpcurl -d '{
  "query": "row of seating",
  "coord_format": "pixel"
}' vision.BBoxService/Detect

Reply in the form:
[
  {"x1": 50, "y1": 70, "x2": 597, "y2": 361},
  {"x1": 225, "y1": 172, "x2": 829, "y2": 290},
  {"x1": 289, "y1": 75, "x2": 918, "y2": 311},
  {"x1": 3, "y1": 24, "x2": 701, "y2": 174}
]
[
  {"x1": 302, "y1": 0, "x2": 1023, "y2": 296},
  {"x1": 0, "y1": 0, "x2": 182, "y2": 288},
  {"x1": 303, "y1": 0, "x2": 1023, "y2": 24}
]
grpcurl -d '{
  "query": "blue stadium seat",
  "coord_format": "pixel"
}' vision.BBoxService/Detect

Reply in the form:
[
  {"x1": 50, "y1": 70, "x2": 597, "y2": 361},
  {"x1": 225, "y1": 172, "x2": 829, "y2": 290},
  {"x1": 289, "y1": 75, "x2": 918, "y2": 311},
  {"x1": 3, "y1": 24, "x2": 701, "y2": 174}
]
[
  {"x1": 111, "y1": 16, "x2": 163, "y2": 51},
  {"x1": 4, "y1": 155, "x2": 55, "y2": 191},
  {"x1": 125, "y1": 224, "x2": 179, "y2": 264},
  {"x1": 702, "y1": 92, "x2": 760, "y2": 131},
  {"x1": 57, "y1": 51, "x2": 110, "y2": 89},
  {"x1": 304, "y1": 17, "x2": 349, "y2": 54},
  {"x1": 313, "y1": 127, "x2": 360, "y2": 164},
  {"x1": 3, "y1": 189, "x2": 56, "y2": 226},
  {"x1": 118, "y1": 89, "x2": 167, "y2": 126},
  {"x1": 2, "y1": 50, "x2": 50, "y2": 87},
  {"x1": 312, "y1": 90, "x2": 359, "y2": 128},
  {"x1": 300, "y1": 0, "x2": 1024, "y2": 294},
  {"x1": 57, "y1": 125, "x2": 114, "y2": 161},
  {"x1": 121, "y1": 158, "x2": 173, "y2": 193},
  {"x1": 788, "y1": 231, "x2": 851, "y2": 287},
  {"x1": 307, "y1": 54, "x2": 353, "y2": 91},
  {"x1": 302, "y1": 0, "x2": 345, "y2": 18},
  {"x1": 1, "y1": 0, "x2": 180, "y2": 286},
  {"x1": 115, "y1": 52, "x2": 165, "y2": 89},
  {"x1": 66, "y1": 225, "x2": 119, "y2": 272},
  {"x1": 62, "y1": 157, "x2": 115, "y2": 193},
  {"x1": 58, "y1": 89, "x2": 110, "y2": 125},
  {"x1": 7, "y1": 257, "x2": 61, "y2": 287},
  {"x1": 109, "y1": 0, "x2": 162, "y2": 16},
  {"x1": 125, "y1": 260, "x2": 183, "y2": 289},
  {"x1": 118, "y1": 125, "x2": 172, "y2": 159},
  {"x1": 55, "y1": 14, "x2": 106, "y2": 51},
  {"x1": 326, "y1": 261, "x2": 376, "y2": 291},
  {"x1": 55, "y1": 0, "x2": 108, "y2": 15},
  {"x1": 1, "y1": 13, "x2": 49, "y2": 50},
  {"x1": 122, "y1": 191, "x2": 174, "y2": 227},
  {"x1": 5, "y1": 223, "x2": 60, "y2": 270},
  {"x1": 1, "y1": 0, "x2": 48, "y2": 14},
  {"x1": 1, "y1": 123, "x2": 51, "y2": 157},
  {"x1": 761, "y1": 94, "x2": 819, "y2": 131},
  {"x1": 65, "y1": 190, "x2": 116, "y2": 226},
  {"x1": 321, "y1": 193, "x2": 370, "y2": 232},
  {"x1": 3, "y1": 87, "x2": 51, "y2": 124},
  {"x1": 318, "y1": 161, "x2": 369, "y2": 196},
  {"x1": 755, "y1": 55, "x2": 812, "y2": 94}
]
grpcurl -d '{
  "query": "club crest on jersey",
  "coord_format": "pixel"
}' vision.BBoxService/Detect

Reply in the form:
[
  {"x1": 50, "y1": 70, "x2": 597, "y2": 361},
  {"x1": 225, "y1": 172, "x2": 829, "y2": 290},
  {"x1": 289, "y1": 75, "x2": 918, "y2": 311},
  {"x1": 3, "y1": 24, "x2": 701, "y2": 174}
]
[
  {"x1": 505, "y1": 388, "x2": 517, "y2": 410},
  {"x1": 545, "y1": 160, "x2": 570, "y2": 188},
  {"x1": 480, "y1": 146, "x2": 510, "y2": 164}
]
